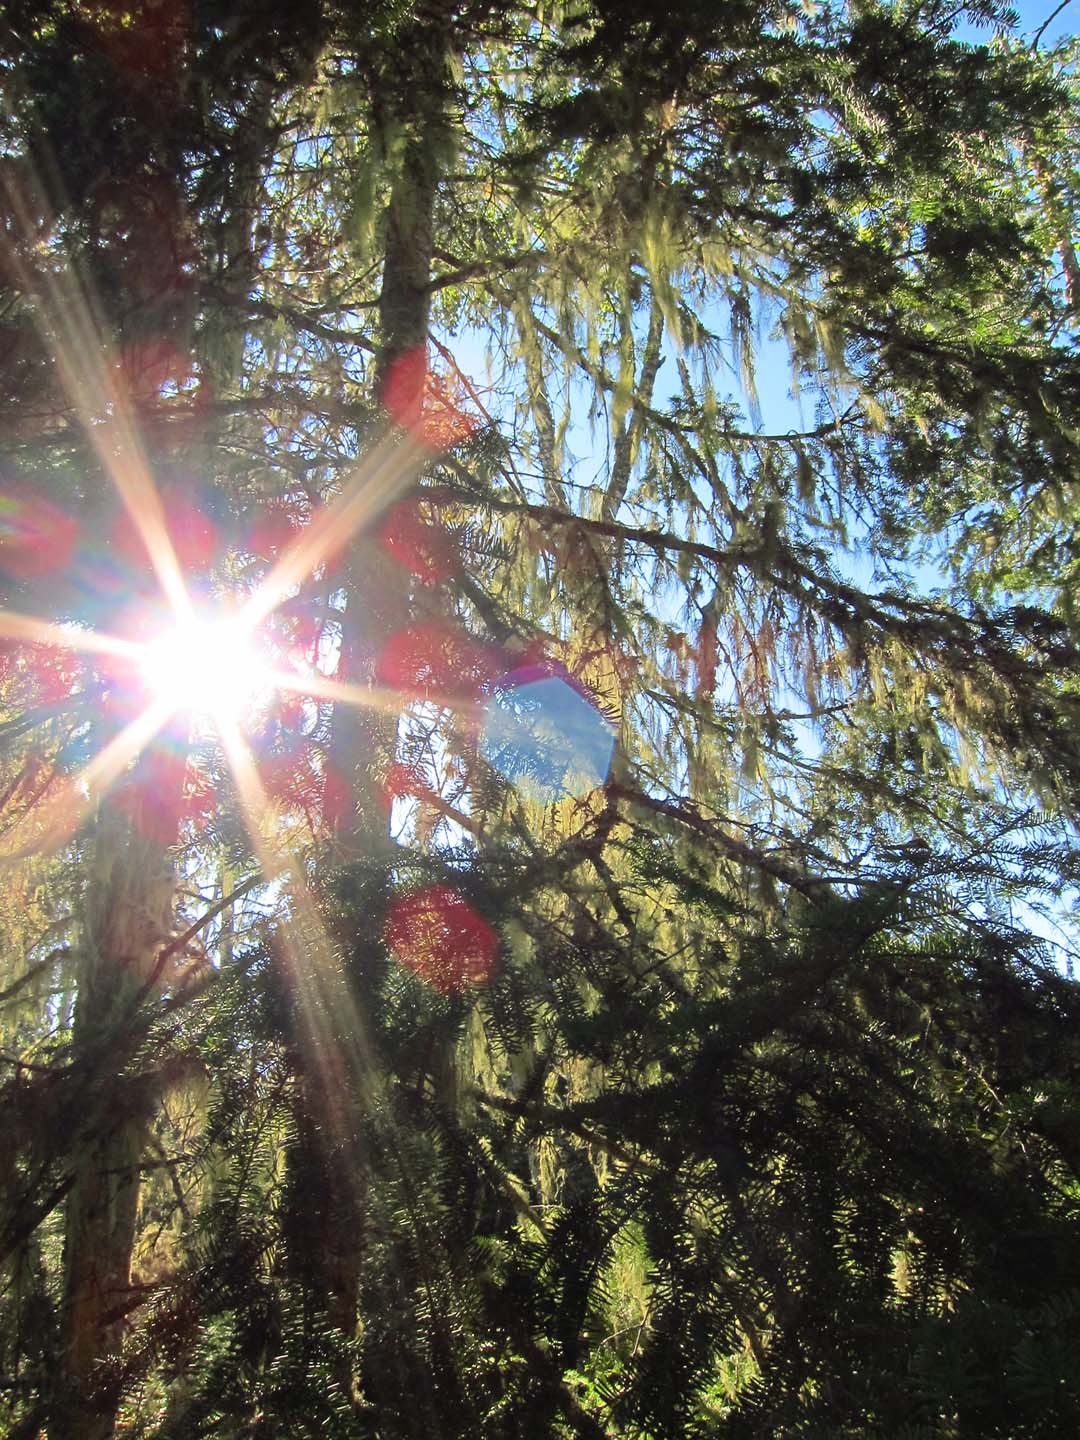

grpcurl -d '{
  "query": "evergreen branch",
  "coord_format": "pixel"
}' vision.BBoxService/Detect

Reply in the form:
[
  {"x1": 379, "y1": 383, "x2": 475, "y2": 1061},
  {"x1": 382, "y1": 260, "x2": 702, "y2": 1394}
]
[
  {"x1": 608, "y1": 783, "x2": 828, "y2": 900},
  {"x1": 0, "y1": 948, "x2": 70, "y2": 1008},
  {"x1": 427, "y1": 245, "x2": 547, "y2": 293},
  {"x1": 0, "y1": 1173, "x2": 75, "y2": 1271},
  {"x1": 227, "y1": 294, "x2": 378, "y2": 351},
  {"x1": 518, "y1": 301, "x2": 856, "y2": 446}
]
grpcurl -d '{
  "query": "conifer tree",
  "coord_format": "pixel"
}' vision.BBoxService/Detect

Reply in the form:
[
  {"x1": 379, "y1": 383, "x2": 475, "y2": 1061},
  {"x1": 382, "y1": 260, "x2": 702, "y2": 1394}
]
[{"x1": 1, "y1": 2, "x2": 1080, "y2": 1437}]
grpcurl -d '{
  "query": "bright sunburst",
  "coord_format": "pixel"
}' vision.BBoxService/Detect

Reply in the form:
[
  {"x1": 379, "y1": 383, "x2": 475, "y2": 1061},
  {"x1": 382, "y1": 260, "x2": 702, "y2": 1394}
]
[{"x1": 139, "y1": 616, "x2": 275, "y2": 723}]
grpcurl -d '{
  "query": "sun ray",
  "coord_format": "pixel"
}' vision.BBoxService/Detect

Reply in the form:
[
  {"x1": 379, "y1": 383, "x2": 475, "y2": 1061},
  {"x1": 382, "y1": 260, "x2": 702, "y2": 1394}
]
[
  {"x1": 270, "y1": 668, "x2": 485, "y2": 727},
  {"x1": 89, "y1": 451, "x2": 194, "y2": 622},
  {"x1": 217, "y1": 718, "x2": 382, "y2": 1122},
  {"x1": 0, "y1": 161, "x2": 193, "y2": 621},
  {"x1": 272, "y1": 669, "x2": 410, "y2": 716},
  {"x1": 0, "y1": 609, "x2": 146, "y2": 663},
  {"x1": 0, "y1": 696, "x2": 174, "y2": 862},
  {"x1": 218, "y1": 720, "x2": 467, "y2": 1292},
  {"x1": 240, "y1": 430, "x2": 429, "y2": 632}
]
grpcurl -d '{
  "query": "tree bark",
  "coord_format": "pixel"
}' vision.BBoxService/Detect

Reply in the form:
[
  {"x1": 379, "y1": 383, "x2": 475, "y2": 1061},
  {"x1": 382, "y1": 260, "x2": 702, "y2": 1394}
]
[
  {"x1": 53, "y1": 755, "x2": 185, "y2": 1440},
  {"x1": 299, "y1": 0, "x2": 458, "y2": 1381},
  {"x1": 326, "y1": 8, "x2": 455, "y2": 846}
]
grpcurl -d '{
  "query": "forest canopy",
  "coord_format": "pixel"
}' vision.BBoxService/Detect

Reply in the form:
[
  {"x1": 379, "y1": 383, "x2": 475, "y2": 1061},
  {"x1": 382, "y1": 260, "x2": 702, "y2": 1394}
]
[{"x1": 1, "y1": 1, "x2": 1080, "y2": 1436}]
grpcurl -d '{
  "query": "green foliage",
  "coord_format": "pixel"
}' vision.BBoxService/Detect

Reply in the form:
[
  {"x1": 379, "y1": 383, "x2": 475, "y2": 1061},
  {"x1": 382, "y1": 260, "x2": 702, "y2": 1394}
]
[{"x1": 1, "y1": 1, "x2": 1080, "y2": 1437}]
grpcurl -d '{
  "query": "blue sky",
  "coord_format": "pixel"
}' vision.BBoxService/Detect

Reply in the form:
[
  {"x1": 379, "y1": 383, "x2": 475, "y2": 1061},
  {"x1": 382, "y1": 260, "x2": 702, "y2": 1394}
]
[{"x1": 954, "y1": 0, "x2": 1076, "y2": 47}]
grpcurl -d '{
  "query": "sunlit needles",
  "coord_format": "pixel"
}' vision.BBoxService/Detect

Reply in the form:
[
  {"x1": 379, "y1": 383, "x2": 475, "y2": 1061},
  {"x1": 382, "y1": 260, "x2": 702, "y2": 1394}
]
[{"x1": 0, "y1": 696, "x2": 174, "y2": 861}]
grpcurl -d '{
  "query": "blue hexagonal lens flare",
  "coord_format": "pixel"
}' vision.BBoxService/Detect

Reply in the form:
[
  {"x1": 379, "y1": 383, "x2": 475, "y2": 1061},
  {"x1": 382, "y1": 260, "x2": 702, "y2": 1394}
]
[{"x1": 481, "y1": 667, "x2": 616, "y2": 801}]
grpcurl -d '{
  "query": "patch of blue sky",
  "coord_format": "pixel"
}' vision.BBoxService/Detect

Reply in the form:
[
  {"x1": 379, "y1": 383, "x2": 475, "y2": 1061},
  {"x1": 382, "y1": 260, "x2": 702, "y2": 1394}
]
[{"x1": 951, "y1": 0, "x2": 1076, "y2": 47}]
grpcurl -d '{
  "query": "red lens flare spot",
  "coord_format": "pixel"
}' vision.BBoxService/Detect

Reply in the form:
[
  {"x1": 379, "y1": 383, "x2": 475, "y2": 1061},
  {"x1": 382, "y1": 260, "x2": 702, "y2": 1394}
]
[
  {"x1": 114, "y1": 490, "x2": 218, "y2": 576},
  {"x1": 385, "y1": 885, "x2": 498, "y2": 995},
  {"x1": 259, "y1": 747, "x2": 307, "y2": 808},
  {"x1": 32, "y1": 648, "x2": 84, "y2": 705},
  {"x1": 385, "y1": 760, "x2": 426, "y2": 802},
  {"x1": 381, "y1": 346, "x2": 480, "y2": 450},
  {"x1": 269, "y1": 611, "x2": 323, "y2": 671},
  {"x1": 383, "y1": 759, "x2": 448, "y2": 821},
  {"x1": 119, "y1": 337, "x2": 195, "y2": 400},
  {"x1": 268, "y1": 688, "x2": 307, "y2": 732},
  {"x1": 260, "y1": 743, "x2": 354, "y2": 839},
  {"x1": 0, "y1": 488, "x2": 79, "y2": 579},
  {"x1": 0, "y1": 641, "x2": 84, "y2": 706},
  {"x1": 376, "y1": 622, "x2": 502, "y2": 705},
  {"x1": 378, "y1": 497, "x2": 459, "y2": 584},
  {"x1": 381, "y1": 348, "x2": 426, "y2": 432},
  {"x1": 95, "y1": 0, "x2": 191, "y2": 92},
  {"x1": 112, "y1": 748, "x2": 211, "y2": 845}
]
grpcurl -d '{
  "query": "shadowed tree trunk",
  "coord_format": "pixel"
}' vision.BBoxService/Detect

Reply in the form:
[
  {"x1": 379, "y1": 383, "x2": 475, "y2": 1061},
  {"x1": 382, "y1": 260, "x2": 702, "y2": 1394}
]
[
  {"x1": 53, "y1": 754, "x2": 185, "y2": 1440},
  {"x1": 290, "y1": 0, "x2": 459, "y2": 1383}
]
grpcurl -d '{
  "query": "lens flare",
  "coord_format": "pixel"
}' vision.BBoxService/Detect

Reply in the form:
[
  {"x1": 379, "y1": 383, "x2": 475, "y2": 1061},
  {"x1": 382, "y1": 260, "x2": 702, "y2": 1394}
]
[{"x1": 386, "y1": 884, "x2": 499, "y2": 994}]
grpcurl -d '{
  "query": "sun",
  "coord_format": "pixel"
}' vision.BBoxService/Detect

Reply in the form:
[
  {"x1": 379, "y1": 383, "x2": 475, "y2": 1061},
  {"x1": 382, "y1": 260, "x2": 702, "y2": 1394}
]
[{"x1": 139, "y1": 616, "x2": 276, "y2": 724}]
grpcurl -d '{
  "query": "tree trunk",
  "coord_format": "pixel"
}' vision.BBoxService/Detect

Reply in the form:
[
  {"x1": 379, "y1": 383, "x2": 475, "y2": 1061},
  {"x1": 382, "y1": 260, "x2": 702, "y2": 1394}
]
[
  {"x1": 326, "y1": 9, "x2": 453, "y2": 846},
  {"x1": 304, "y1": 0, "x2": 458, "y2": 1378},
  {"x1": 50, "y1": 65, "x2": 289, "y2": 1427},
  {"x1": 53, "y1": 754, "x2": 185, "y2": 1440}
]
